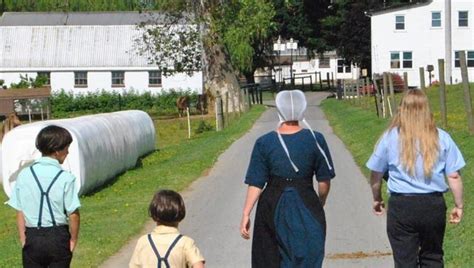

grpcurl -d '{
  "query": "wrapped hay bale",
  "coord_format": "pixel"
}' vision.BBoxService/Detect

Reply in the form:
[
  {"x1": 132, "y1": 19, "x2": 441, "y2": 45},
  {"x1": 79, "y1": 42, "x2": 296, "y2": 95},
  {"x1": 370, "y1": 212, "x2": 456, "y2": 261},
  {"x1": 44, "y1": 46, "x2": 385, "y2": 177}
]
[{"x1": 2, "y1": 110, "x2": 155, "y2": 197}]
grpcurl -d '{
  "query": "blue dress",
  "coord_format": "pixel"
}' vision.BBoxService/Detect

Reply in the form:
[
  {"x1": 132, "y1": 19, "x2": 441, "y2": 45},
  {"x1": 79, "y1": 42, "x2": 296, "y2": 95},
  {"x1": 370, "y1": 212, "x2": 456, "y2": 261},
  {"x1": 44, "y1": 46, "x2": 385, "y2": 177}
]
[{"x1": 245, "y1": 129, "x2": 335, "y2": 268}]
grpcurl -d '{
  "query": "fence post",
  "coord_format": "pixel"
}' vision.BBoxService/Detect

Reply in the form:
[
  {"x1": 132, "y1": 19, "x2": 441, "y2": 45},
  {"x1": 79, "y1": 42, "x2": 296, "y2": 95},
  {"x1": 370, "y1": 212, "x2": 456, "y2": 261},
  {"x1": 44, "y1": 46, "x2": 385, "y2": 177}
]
[
  {"x1": 373, "y1": 78, "x2": 382, "y2": 117},
  {"x1": 319, "y1": 72, "x2": 323, "y2": 90},
  {"x1": 331, "y1": 72, "x2": 335, "y2": 90},
  {"x1": 459, "y1": 51, "x2": 474, "y2": 134},
  {"x1": 382, "y1": 73, "x2": 389, "y2": 118},
  {"x1": 419, "y1": 67, "x2": 426, "y2": 90},
  {"x1": 356, "y1": 78, "x2": 361, "y2": 105},
  {"x1": 225, "y1": 91, "x2": 229, "y2": 127},
  {"x1": 215, "y1": 92, "x2": 224, "y2": 131},
  {"x1": 403, "y1": 72, "x2": 408, "y2": 91},
  {"x1": 388, "y1": 73, "x2": 397, "y2": 116},
  {"x1": 326, "y1": 73, "x2": 331, "y2": 89},
  {"x1": 438, "y1": 59, "x2": 448, "y2": 128},
  {"x1": 343, "y1": 80, "x2": 347, "y2": 100}
]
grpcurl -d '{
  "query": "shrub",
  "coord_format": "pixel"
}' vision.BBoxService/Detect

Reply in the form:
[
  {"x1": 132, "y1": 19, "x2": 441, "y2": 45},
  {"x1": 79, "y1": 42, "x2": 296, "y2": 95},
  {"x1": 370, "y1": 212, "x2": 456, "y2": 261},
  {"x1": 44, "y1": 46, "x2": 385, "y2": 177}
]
[{"x1": 50, "y1": 89, "x2": 199, "y2": 117}]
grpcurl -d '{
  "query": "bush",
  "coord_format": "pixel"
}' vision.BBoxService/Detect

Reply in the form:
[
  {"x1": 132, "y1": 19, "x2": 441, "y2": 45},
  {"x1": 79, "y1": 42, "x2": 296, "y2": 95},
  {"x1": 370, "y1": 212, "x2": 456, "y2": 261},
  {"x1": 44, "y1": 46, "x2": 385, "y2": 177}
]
[
  {"x1": 50, "y1": 89, "x2": 199, "y2": 117},
  {"x1": 195, "y1": 120, "x2": 213, "y2": 134}
]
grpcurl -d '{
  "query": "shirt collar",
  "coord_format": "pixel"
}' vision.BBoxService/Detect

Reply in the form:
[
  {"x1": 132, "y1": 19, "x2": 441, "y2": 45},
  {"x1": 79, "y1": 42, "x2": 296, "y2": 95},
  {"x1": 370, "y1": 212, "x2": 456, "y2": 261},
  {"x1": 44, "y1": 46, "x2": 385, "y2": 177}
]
[
  {"x1": 35, "y1": 157, "x2": 61, "y2": 168},
  {"x1": 152, "y1": 225, "x2": 180, "y2": 235}
]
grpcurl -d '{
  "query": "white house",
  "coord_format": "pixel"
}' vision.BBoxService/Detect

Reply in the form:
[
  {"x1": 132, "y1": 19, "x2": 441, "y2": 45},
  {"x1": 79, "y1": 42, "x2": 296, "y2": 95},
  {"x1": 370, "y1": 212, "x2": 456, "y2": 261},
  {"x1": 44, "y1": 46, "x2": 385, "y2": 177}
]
[
  {"x1": 370, "y1": 0, "x2": 474, "y2": 87},
  {"x1": 0, "y1": 12, "x2": 203, "y2": 94},
  {"x1": 268, "y1": 45, "x2": 360, "y2": 86}
]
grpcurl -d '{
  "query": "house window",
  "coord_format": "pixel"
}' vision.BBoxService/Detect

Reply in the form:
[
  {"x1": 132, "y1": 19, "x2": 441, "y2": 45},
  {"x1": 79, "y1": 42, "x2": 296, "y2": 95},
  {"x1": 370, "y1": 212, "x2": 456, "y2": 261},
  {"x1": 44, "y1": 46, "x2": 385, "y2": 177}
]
[
  {"x1": 74, "y1": 72, "x2": 87, "y2": 87},
  {"x1": 337, "y1": 60, "x2": 344, "y2": 73},
  {"x1": 432, "y1": 12, "x2": 441, "y2": 27},
  {"x1": 403, "y1": 52, "x2": 413, "y2": 68},
  {"x1": 319, "y1": 57, "x2": 330, "y2": 68},
  {"x1": 459, "y1": 11, "x2": 468, "y2": 27},
  {"x1": 455, "y1": 51, "x2": 474, "y2": 68},
  {"x1": 395, "y1": 15, "x2": 405, "y2": 30},
  {"x1": 112, "y1": 71, "x2": 125, "y2": 87},
  {"x1": 345, "y1": 64, "x2": 351, "y2": 73},
  {"x1": 390, "y1": 52, "x2": 400, "y2": 68},
  {"x1": 37, "y1": 72, "x2": 50, "y2": 86},
  {"x1": 149, "y1": 71, "x2": 162, "y2": 86}
]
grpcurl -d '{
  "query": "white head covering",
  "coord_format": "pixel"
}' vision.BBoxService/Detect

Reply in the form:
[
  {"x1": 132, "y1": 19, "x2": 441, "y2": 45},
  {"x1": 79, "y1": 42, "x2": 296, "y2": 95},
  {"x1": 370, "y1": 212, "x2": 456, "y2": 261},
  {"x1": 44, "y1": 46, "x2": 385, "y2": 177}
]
[{"x1": 275, "y1": 90, "x2": 333, "y2": 173}]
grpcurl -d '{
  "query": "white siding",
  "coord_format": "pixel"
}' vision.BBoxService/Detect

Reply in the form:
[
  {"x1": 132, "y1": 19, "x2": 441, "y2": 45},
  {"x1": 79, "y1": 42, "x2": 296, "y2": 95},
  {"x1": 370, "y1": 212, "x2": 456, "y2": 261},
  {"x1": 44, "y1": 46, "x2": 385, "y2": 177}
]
[
  {"x1": 0, "y1": 71, "x2": 203, "y2": 94},
  {"x1": 371, "y1": 0, "x2": 474, "y2": 87}
]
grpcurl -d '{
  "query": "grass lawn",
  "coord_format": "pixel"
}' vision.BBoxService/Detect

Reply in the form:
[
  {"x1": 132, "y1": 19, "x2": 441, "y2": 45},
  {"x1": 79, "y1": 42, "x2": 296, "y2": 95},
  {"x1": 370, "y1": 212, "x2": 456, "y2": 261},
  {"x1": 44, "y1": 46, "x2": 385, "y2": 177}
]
[
  {"x1": 321, "y1": 84, "x2": 474, "y2": 267},
  {"x1": 0, "y1": 106, "x2": 266, "y2": 267}
]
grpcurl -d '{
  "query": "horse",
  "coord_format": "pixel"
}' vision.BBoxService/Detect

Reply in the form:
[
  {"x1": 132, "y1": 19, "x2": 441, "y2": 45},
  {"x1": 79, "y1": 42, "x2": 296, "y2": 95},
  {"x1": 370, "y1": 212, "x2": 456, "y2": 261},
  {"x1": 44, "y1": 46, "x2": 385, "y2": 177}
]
[
  {"x1": 176, "y1": 96, "x2": 190, "y2": 117},
  {"x1": 0, "y1": 112, "x2": 21, "y2": 143}
]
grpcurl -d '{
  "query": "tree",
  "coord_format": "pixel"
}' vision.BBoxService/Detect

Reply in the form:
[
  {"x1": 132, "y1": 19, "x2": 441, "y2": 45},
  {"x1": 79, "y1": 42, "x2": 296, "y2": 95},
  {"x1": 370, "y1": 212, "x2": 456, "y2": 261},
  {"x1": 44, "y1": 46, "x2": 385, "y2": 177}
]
[
  {"x1": 216, "y1": 0, "x2": 276, "y2": 83},
  {"x1": 135, "y1": 0, "x2": 276, "y2": 111}
]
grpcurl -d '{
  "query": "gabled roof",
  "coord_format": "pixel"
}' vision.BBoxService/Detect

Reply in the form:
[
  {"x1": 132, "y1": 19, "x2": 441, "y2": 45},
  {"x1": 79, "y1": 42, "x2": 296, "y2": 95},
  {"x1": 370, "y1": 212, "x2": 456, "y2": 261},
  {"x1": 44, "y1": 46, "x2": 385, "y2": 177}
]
[
  {"x1": 0, "y1": 11, "x2": 186, "y2": 26},
  {"x1": 367, "y1": 0, "x2": 432, "y2": 16}
]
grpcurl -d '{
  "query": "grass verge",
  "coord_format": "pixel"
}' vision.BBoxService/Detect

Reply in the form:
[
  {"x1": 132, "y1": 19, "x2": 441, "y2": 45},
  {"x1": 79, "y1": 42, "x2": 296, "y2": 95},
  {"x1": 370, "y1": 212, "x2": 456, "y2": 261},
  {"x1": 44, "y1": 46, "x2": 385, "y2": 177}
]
[
  {"x1": 0, "y1": 106, "x2": 266, "y2": 267},
  {"x1": 321, "y1": 85, "x2": 474, "y2": 267}
]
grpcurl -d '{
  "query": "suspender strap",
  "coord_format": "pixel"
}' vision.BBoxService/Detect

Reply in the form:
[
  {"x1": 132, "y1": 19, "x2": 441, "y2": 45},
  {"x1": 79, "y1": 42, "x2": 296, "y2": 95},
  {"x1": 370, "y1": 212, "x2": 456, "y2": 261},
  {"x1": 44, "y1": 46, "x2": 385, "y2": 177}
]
[
  {"x1": 30, "y1": 166, "x2": 63, "y2": 228},
  {"x1": 147, "y1": 234, "x2": 183, "y2": 268}
]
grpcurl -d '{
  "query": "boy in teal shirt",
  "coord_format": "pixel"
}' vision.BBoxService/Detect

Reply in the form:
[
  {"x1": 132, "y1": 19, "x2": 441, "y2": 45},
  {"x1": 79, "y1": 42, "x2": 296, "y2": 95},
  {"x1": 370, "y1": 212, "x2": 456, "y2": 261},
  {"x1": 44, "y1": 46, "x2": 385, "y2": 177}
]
[{"x1": 8, "y1": 125, "x2": 81, "y2": 268}]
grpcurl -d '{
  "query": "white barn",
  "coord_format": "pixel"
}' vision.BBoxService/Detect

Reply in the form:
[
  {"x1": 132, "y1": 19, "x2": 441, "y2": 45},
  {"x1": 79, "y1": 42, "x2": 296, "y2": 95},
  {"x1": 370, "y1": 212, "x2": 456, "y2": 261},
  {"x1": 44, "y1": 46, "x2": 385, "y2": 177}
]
[
  {"x1": 0, "y1": 12, "x2": 203, "y2": 94},
  {"x1": 370, "y1": 0, "x2": 474, "y2": 87}
]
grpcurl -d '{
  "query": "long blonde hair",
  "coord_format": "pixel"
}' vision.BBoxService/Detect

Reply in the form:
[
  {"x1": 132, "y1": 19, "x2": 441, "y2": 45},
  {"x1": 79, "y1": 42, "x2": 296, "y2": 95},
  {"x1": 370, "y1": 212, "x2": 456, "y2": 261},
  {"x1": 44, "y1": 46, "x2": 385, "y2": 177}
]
[
  {"x1": 388, "y1": 89, "x2": 439, "y2": 177},
  {"x1": 0, "y1": 112, "x2": 21, "y2": 142}
]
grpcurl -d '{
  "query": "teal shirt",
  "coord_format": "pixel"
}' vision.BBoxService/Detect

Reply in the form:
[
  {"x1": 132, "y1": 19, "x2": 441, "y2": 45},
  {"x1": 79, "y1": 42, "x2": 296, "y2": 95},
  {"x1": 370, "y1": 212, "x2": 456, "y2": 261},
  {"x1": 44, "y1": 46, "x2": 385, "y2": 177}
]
[{"x1": 8, "y1": 157, "x2": 81, "y2": 227}]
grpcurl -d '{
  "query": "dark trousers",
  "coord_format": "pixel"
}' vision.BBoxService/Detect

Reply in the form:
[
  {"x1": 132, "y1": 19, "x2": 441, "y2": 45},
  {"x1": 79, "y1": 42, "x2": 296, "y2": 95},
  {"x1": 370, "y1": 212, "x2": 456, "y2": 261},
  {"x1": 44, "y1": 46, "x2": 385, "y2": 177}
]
[
  {"x1": 23, "y1": 226, "x2": 72, "y2": 268},
  {"x1": 387, "y1": 194, "x2": 446, "y2": 268}
]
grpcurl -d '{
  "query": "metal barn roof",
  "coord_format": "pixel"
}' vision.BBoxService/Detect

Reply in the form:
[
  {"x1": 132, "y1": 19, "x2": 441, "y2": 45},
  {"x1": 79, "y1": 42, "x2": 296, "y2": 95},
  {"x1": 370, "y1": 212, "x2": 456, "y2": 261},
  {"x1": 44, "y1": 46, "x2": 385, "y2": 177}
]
[
  {"x1": 0, "y1": 12, "x2": 180, "y2": 26},
  {"x1": 0, "y1": 25, "x2": 156, "y2": 69}
]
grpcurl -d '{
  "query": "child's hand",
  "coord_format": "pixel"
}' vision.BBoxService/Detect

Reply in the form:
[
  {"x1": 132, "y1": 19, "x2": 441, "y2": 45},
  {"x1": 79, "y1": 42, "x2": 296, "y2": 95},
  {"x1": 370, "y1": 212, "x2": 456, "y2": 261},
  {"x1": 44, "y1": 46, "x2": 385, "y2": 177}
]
[
  {"x1": 70, "y1": 239, "x2": 77, "y2": 252},
  {"x1": 373, "y1": 200, "x2": 385, "y2": 216},
  {"x1": 240, "y1": 214, "x2": 251, "y2": 240},
  {"x1": 449, "y1": 207, "x2": 463, "y2": 224}
]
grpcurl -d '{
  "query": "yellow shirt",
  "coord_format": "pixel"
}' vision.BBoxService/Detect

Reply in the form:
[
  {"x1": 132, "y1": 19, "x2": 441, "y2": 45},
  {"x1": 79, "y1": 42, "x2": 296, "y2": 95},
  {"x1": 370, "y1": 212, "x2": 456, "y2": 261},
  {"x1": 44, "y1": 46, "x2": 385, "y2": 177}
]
[{"x1": 129, "y1": 225, "x2": 205, "y2": 268}]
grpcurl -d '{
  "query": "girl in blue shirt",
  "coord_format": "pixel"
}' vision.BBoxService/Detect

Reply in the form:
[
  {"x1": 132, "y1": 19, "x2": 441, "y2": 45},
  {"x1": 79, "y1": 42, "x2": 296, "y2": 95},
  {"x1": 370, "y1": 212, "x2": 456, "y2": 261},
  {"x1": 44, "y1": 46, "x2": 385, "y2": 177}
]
[{"x1": 367, "y1": 89, "x2": 465, "y2": 267}]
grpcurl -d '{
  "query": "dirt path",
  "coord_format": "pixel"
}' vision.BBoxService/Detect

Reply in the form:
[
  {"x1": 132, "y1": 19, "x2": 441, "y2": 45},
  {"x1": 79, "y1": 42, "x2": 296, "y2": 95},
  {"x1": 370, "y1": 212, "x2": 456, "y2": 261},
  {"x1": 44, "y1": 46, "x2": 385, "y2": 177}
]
[{"x1": 100, "y1": 92, "x2": 392, "y2": 268}]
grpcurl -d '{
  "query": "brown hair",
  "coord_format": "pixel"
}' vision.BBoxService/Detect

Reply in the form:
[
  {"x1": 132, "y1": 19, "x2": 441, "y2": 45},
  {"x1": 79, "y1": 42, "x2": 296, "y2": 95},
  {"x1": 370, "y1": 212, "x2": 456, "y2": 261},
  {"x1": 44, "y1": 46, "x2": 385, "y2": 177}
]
[
  {"x1": 149, "y1": 190, "x2": 186, "y2": 227},
  {"x1": 388, "y1": 89, "x2": 439, "y2": 177},
  {"x1": 36, "y1": 125, "x2": 73, "y2": 156}
]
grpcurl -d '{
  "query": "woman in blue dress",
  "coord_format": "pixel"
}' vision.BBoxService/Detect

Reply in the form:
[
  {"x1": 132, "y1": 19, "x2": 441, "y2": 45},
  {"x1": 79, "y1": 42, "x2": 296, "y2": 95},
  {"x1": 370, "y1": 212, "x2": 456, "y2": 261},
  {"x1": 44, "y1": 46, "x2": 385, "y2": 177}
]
[{"x1": 240, "y1": 90, "x2": 335, "y2": 267}]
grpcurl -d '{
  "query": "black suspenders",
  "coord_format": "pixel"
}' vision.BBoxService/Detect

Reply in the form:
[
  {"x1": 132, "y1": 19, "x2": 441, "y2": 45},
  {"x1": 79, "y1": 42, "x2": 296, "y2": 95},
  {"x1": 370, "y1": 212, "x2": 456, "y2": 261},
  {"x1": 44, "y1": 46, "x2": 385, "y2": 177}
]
[
  {"x1": 147, "y1": 234, "x2": 183, "y2": 268},
  {"x1": 30, "y1": 166, "x2": 63, "y2": 228}
]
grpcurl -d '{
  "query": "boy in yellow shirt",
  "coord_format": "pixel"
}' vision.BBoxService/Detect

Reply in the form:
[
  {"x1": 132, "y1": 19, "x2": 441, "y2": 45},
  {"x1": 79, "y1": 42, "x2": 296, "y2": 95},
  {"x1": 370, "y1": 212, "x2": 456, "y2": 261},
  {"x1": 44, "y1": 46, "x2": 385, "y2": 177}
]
[{"x1": 129, "y1": 190, "x2": 205, "y2": 268}]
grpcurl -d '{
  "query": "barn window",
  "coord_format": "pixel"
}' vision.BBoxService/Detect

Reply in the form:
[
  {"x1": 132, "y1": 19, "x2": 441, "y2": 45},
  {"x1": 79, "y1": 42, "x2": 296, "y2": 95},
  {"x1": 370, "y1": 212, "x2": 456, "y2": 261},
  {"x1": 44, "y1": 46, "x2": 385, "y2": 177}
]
[
  {"x1": 74, "y1": 72, "x2": 88, "y2": 87},
  {"x1": 459, "y1": 11, "x2": 468, "y2": 27},
  {"x1": 431, "y1": 12, "x2": 441, "y2": 27},
  {"x1": 149, "y1": 71, "x2": 162, "y2": 86},
  {"x1": 112, "y1": 71, "x2": 125, "y2": 87},
  {"x1": 395, "y1": 15, "x2": 405, "y2": 30},
  {"x1": 37, "y1": 72, "x2": 51, "y2": 86}
]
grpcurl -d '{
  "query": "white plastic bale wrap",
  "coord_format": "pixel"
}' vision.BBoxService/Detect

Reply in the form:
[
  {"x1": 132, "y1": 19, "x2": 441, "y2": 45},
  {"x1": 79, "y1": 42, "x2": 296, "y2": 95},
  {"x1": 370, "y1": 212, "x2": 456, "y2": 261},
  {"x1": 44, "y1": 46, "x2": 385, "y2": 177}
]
[{"x1": 2, "y1": 110, "x2": 155, "y2": 197}]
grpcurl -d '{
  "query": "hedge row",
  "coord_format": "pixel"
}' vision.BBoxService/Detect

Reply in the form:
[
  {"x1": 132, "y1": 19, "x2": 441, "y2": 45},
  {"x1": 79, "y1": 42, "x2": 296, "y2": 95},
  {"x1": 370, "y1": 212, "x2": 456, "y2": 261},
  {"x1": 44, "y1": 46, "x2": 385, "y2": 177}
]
[{"x1": 50, "y1": 89, "x2": 198, "y2": 117}]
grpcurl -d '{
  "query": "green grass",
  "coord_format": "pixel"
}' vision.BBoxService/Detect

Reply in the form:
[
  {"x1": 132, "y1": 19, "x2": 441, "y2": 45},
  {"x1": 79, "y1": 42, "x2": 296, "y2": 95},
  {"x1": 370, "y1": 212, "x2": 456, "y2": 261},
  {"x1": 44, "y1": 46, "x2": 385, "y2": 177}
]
[
  {"x1": 0, "y1": 106, "x2": 266, "y2": 267},
  {"x1": 321, "y1": 84, "x2": 474, "y2": 267}
]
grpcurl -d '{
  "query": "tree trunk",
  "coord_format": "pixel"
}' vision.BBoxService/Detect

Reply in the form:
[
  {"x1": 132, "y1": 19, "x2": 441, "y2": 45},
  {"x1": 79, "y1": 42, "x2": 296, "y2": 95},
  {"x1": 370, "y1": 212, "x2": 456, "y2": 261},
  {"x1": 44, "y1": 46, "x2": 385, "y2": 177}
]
[{"x1": 199, "y1": 2, "x2": 242, "y2": 113}]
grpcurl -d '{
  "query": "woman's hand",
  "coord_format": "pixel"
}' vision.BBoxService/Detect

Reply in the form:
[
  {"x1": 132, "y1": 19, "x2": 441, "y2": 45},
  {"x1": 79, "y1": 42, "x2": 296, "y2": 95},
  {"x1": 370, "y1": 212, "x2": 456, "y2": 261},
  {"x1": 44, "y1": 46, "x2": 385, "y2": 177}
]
[
  {"x1": 373, "y1": 200, "x2": 385, "y2": 215},
  {"x1": 240, "y1": 214, "x2": 251, "y2": 240},
  {"x1": 449, "y1": 207, "x2": 463, "y2": 224}
]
